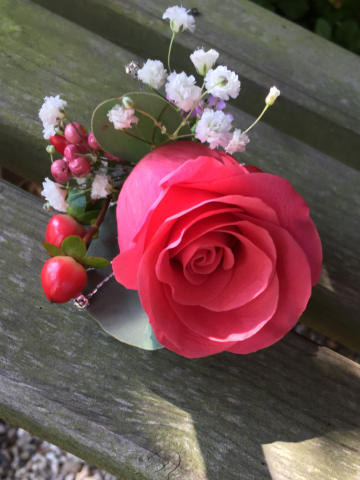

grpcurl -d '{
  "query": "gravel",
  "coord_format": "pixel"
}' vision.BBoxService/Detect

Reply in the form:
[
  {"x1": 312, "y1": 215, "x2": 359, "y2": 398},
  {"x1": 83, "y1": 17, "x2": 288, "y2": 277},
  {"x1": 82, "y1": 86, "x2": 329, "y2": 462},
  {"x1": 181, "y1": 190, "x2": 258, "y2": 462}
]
[{"x1": 0, "y1": 420, "x2": 120, "y2": 480}]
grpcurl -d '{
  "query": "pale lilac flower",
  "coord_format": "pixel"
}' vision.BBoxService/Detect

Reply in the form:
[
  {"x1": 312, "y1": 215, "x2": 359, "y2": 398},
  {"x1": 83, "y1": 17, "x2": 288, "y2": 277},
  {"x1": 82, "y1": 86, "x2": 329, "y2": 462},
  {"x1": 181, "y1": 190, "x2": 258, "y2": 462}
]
[
  {"x1": 207, "y1": 96, "x2": 226, "y2": 110},
  {"x1": 266, "y1": 86, "x2": 280, "y2": 106},
  {"x1": 190, "y1": 48, "x2": 219, "y2": 76},
  {"x1": 205, "y1": 66, "x2": 241, "y2": 101},
  {"x1": 226, "y1": 129, "x2": 250, "y2": 154},
  {"x1": 138, "y1": 60, "x2": 168, "y2": 89},
  {"x1": 42, "y1": 124, "x2": 56, "y2": 140},
  {"x1": 107, "y1": 105, "x2": 139, "y2": 130},
  {"x1": 39, "y1": 95, "x2": 67, "y2": 128},
  {"x1": 91, "y1": 174, "x2": 113, "y2": 200},
  {"x1": 195, "y1": 108, "x2": 233, "y2": 149},
  {"x1": 41, "y1": 178, "x2": 68, "y2": 212},
  {"x1": 162, "y1": 6, "x2": 195, "y2": 33},
  {"x1": 165, "y1": 72, "x2": 202, "y2": 111}
]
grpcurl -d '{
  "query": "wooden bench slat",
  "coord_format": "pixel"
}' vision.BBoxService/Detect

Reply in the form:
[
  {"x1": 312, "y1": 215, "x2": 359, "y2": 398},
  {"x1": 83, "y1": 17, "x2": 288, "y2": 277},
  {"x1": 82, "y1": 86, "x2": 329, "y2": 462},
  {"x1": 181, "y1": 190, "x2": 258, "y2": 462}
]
[
  {"x1": 1, "y1": 1, "x2": 360, "y2": 349},
  {"x1": 1, "y1": 180, "x2": 360, "y2": 479},
  {"x1": 31, "y1": 0, "x2": 360, "y2": 171}
]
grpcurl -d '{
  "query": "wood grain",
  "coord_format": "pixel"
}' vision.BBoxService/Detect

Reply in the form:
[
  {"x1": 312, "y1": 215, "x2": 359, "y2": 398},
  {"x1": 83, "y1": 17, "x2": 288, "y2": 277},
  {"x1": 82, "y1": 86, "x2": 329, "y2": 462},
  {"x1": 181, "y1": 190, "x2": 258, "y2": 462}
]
[
  {"x1": 1, "y1": 180, "x2": 360, "y2": 479},
  {"x1": 32, "y1": 0, "x2": 360, "y2": 170}
]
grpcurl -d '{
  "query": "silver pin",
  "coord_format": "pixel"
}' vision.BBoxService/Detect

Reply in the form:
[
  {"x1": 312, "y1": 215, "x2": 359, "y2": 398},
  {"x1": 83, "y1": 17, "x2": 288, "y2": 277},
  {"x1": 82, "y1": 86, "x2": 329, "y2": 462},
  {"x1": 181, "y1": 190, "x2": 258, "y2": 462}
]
[
  {"x1": 125, "y1": 61, "x2": 144, "y2": 92},
  {"x1": 74, "y1": 264, "x2": 114, "y2": 310}
]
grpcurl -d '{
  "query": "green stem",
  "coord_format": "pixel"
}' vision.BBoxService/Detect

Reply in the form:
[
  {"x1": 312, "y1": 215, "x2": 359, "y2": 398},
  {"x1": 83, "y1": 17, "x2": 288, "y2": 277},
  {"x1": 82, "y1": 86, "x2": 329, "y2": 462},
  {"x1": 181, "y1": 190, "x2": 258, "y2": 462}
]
[
  {"x1": 157, "y1": 133, "x2": 195, "y2": 148},
  {"x1": 135, "y1": 109, "x2": 174, "y2": 139},
  {"x1": 168, "y1": 32, "x2": 176, "y2": 73},
  {"x1": 123, "y1": 130, "x2": 153, "y2": 145},
  {"x1": 150, "y1": 87, "x2": 167, "y2": 100},
  {"x1": 50, "y1": 153, "x2": 54, "y2": 163},
  {"x1": 243, "y1": 105, "x2": 269, "y2": 134}
]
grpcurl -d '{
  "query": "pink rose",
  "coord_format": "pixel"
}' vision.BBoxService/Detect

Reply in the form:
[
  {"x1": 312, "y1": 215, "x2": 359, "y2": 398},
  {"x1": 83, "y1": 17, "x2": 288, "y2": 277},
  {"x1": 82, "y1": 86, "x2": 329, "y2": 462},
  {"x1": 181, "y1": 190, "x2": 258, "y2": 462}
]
[{"x1": 113, "y1": 142, "x2": 322, "y2": 358}]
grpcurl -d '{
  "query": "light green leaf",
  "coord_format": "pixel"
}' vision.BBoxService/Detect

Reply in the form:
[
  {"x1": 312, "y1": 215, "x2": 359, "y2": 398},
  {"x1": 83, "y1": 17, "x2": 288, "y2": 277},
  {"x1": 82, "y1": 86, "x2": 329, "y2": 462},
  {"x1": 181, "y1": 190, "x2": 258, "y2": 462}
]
[
  {"x1": 66, "y1": 189, "x2": 87, "y2": 218},
  {"x1": 315, "y1": 18, "x2": 332, "y2": 40},
  {"x1": 77, "y1": 210, "x2": 101, "y2": 225},
  {"x1": 91, "y1": 92, "x2": 191, "y2": 164},
  {"x1": 61, "y1": 235, "x2": 87, "y2": 260},
  {"x1": 81, "y1": 257, "x2": 110, "y2": 269},
  {"x1": 42, "y1": 242, "x2": 66, "y2": 257}
]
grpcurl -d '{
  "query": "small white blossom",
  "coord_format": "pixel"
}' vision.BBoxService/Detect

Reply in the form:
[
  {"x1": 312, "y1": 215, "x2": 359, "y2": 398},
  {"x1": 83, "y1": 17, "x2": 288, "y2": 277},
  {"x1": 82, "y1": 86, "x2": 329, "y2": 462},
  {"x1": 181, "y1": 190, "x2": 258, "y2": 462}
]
[
  {"x1": 138, "y1": 60, "x2": 168, "y2": 89},
  {"x1": 107, "y1": 105, "x2": 139, "y2": 130},
  {"x1": 165, "y1": 72, "x2": 202, "y2": 111},
  {"x1": 39, "y1": 95, "x2": 67, "y2": 128},
  {"x1": 91, "y1": 174, "x2": 113, "y2": 200},
  {"x1": 266, "y1": 86, "x2": 280, "y2": 106},
  {"x1": 41, "y1": 178, "x2": 68, "y2": 212},
  {"x1": 195, "y1": 108, "x2": 233, "y2": 149},
  {"x1": 42, "y1": 124, "x2": 56, "y2": 140},
  {"x1": 162, "y1": 6, "x2": 195, "y2": 33},
  {"x1": 205, "y1": 66, "x2": 241, "y2": 101},
  {"x1": 190, "y1": 48, "x2": 219, "y2": 76},
  {"x1": 226, "y1": 129, "x2": 250, "y2": 154}
]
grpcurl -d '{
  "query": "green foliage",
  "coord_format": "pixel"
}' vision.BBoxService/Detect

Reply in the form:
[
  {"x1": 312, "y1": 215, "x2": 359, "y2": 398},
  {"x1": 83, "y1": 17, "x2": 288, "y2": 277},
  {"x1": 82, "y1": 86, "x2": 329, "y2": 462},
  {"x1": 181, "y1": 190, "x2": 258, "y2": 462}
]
[
  {"x1": 249, "y1": 0, "x2": 360, "y2": 56},
  {"x1": 61, "y1": 235, "x2": 87, "y2": 260},
  {"x1": 41, "y1": 242, "x2": 65, "y2": 257},
  {"x1": 92, "y1": 92, "x2": 191, "y2": 164},
  {"x1": 81, "y1": 257, "x2": 110, "y2": 269},
  {"x1": 66, "y1": 189, "x2": 86, "y2": 218}
]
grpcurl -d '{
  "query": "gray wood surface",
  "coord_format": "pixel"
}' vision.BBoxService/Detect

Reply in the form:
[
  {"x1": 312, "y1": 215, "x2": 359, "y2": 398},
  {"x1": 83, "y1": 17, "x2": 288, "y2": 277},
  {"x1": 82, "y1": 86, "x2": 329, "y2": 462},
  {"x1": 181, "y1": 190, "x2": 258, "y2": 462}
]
[
  {"x1": 1, "y1": 0, "x2": 360, "y2": 350},
  {"x1": 32, "y1": 0, "x2": 360, "y2": 171},
  {"x1": 1, "y1": 179, "x2": 360, "y2": 479}
]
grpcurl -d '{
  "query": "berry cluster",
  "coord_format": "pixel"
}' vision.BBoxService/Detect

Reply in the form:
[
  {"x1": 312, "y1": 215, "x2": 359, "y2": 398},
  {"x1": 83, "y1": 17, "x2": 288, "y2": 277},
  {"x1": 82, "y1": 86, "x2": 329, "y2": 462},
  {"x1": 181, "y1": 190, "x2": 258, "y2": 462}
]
[{"x1": 41, "y1": 214, "x2": 110, "y2": 304}]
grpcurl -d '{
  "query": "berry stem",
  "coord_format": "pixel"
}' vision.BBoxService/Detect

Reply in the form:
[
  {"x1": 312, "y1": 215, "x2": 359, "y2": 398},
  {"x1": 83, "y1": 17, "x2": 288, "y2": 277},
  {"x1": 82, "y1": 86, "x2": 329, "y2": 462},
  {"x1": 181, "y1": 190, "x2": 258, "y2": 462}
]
[
  {"x1": 83, "y1": 196, "x2": 111, "y2": 245},
  {"x1": 65, "y1": 115, "x2": 93, "y2": 154}
]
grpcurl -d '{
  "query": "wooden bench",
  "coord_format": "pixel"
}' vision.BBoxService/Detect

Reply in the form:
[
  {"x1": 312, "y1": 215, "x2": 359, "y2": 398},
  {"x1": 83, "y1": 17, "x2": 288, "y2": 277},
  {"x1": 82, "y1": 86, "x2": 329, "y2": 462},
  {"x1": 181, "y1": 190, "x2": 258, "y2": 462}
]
[{"x1": 1, "y1": 1, "x2": 360, "y2": 478}]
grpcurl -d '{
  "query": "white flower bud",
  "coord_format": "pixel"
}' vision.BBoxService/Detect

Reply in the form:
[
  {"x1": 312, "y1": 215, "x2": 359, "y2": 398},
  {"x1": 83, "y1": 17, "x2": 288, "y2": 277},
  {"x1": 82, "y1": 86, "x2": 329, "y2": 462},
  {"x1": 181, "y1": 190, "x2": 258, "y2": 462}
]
[
  {"x1": 266, "y1": 86, "x2": 280, "y2": 106},
  {"x1": 46, "y1": 145, "x2": 55, "y2": 154},
  {"x1": 122, "y1": 96, "x2": 134, "y2": 109},
  {"x1": 162, "y1": 6, "x2": 195, "y2": 33}
]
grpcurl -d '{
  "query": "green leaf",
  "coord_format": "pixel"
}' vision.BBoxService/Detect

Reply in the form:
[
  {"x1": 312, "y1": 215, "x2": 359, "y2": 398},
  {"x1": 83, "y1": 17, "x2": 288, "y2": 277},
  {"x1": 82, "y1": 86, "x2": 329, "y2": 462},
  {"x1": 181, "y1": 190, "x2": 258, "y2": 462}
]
[
  {"x1": 66, "y1": 189, "x2": 87, "y2": 218},
  {"x1": 81, "y1": 257, "x2": 110, "y2": 269},
  {"x1": 85, "y1": 205, "x2": 163, "y2": 350},
  {"x1": 77, "y1": 210, "x2": 101, "y2": 225},
  {"x1": 277, "y1": 0, "x2": 308, "y2": 20},
  {"x1": 91, "y1": 92, "x2": 192, "y2": 164},
  {"x1": 61, "y1": 235, "x2": 87, "y2": 260},
  {"x1": 315, "y1": 18, "x2": 332, "y2": 40},
  {"x1": 335, "y1": 21, "x2": 360, "y2": 48},
  {"x1": 42, "y1": 242, "x2": 66, "y2": 257}
]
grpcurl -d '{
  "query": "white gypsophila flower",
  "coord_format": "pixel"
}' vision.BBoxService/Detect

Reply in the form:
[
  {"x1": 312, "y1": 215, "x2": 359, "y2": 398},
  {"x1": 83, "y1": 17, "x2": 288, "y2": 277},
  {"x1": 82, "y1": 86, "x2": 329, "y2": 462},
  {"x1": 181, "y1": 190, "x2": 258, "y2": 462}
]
[
  {"x1": 107, "y1": 105, "x2": 139, "y2": 130},
  {"x1": 190, "y1": 48, "x2": 219, "y2": 76},
  {"x1": 42, "y1": 124, "x2": 56, "y2": 140},
  {"x1": 41, "y1": 178, "x2": 68, "y2": 212},
  {"x1": 39, "y1": 95, "x2": 67, "y2": 128},
  {"x1": 165, "y1": 72, "x2": 202, "y2": 111},
  {"x1": 195, "y1": 108, "x2": 233, "y2": 149},
  {"x1": 266, "y1": 86, "x2": 280, "y2": 106},
  {"x1": 226, "y1": 129, "x2": 250, "y2": 154},
  {"x1": 76, "y1": 177, "x2": 87, "y2": 186},
  {"x1": 205, "y1": 66, "x2": 241, "y2": 101},
  {"x1": 91, "y1": 174, "x2": 113, "y2": 200},
  {"x1": 162, "y1": 6, "x2": 195, "y2": 33},
  {"x1": 138, "y1": 60, "x2": 168, "y2": 89}
]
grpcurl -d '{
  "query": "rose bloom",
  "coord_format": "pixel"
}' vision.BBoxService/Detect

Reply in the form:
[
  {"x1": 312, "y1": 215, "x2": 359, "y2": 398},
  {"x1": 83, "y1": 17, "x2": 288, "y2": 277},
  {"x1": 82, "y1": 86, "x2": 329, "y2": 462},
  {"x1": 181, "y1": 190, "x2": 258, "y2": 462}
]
[{"x1": 113, "y1": 142, "x2": 322, "y2": 358}]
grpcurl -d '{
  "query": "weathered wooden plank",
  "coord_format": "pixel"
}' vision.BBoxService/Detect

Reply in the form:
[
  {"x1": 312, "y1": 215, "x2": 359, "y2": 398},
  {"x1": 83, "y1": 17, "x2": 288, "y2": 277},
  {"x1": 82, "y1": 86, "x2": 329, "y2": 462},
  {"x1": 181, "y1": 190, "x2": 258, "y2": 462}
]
[
  {"x1": 1, "y1": 179, "x2": 360, "y2": 480},
  {"x1": 1, "y1": 0, "x2": 360, "y2": 349},
  {"x1": 32, "y1": 0, "x2": 360, "y2": 171}
]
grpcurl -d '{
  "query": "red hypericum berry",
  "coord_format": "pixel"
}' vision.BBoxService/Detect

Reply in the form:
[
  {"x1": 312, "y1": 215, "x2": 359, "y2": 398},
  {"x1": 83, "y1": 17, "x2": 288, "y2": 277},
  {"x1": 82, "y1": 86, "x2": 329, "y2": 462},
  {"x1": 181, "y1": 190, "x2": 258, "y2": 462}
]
[
  {"x1": 50, "y1": 135, "x2": 70, "y2": 155},
  {"x1": 45, "y1": 214, "x2": 87, "y2": 248},
  {"x1": 69, "y1": 157, "x2": 92, "y2": 177},
  {"x1": 104, "y1": 152, "x2": 123, "y2": 162},
  {"x1": 64, "y1": 144, "x2": 83, "y2": 163},
  {"x1": 88, "y1": 132, "x2": 101, "y2": 150},
  {"x1": 64, "y1": 122, "x2": 86, "y2": 144},
  {"x1": 41, "y1": 256, "x2": 87, "y2": 304},
  {"x1": 50, "y1": 159, "x2": 72, "y2": 184},
  {"x1": 76, "y1": 141, "x2": 90, "y2": 154}
]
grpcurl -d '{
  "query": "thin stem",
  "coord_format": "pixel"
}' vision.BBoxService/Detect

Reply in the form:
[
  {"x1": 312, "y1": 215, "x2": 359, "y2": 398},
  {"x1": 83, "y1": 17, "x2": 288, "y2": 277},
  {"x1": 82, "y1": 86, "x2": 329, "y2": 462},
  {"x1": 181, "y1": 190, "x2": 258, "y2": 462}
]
[
  {"x1": 213, "y1": 98, "x2": 219, "y2": 110},
  {"x1": 243, "y1": 105, "x2": 269, "y2": 134},
  {"x1": 150, "y1": 87, "x2": 167, "y2": 100},
  {"x1": 168, "y1": 32, "x2": 176, "y2": 73},
  {"x1": 65, "y1": 115, "x2": 92, "y2": 154},
  {"x1": 123, "y1": 130, "x2": 152, "y2": 145},
  {"x1": 83, "y1": 196, "x2": 111, "y2": 245},
  {"x1": 135, "y1": 109, "x2": 174, "y2": 139},
  {"x1": 50, "y1": 153, "x2": 54, "y2": 163}
]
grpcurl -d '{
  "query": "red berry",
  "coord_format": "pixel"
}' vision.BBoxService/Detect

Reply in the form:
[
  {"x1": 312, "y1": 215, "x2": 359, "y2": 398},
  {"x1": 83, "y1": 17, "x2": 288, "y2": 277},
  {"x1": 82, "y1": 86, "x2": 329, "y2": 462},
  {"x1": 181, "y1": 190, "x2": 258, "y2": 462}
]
[
  {"x1": 45, "y1": 214, "x2": 87, "y2": 248},
  {"x1": 50, "y1": 135, "x2": 70, "y2": 155},
  {"x1": 51, "y1": 159, "x2": 72, "y2": 184},
  {"x1": 104, "y1": 151, "x2": 123, "y2": 162},
  {"x1": 64, "y1": 144, "x2": 83, "y2": 163},
  {"x1": 76, "y1": 141, "x2": 90, "y2": 154},
  {"x1": 41, "y1": 256, "x2": 87, "y2": 303},
  {"x1": 88, "y1": 132, "x2": 101, "y2": 150},
  {"x1": 69, "y1": 157, "x2": 92, "y2": 177},
  {"x1": 64, "y1": 122, "x2": 86, "y2": 144}
]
